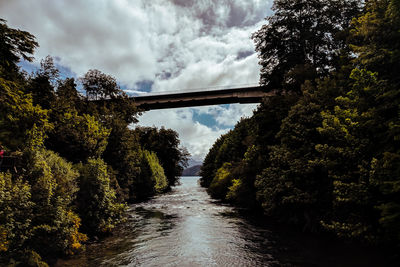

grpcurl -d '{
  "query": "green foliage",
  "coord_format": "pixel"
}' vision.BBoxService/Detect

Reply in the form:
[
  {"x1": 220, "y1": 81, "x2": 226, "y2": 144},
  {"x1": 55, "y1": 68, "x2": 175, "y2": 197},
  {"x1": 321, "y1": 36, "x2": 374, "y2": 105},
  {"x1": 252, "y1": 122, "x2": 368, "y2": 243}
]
[
  {"x1": 252, "y1": 0, "x2": 361, "y2": 91},
  {"x1": 137, "y1": 127, "x2": 189, "y2": 187},
  {"x1": 202, "y1": 0, "x2": 400, "y2": 251},
  {"x1": 350, "y1": 0, "x2": 400, "y2": 86},
  {"x1": 24, "y1": 58, "x2": 58, "y2": 110},
  {"x1": 207, "y1": 163, "x2": 234, "y2": 200},
  {"x1": 144, "y1": 150, "x2": 168, "y2": 193},
  {"x1": 21, "y1": 250, "x2": 49, "y2": 267},
  {"x1": 102, "y1": 124, "x2": 141, "y2": 202},
  {"x1": 0, "y1": 18, "x2": 38, "y2": 80},
  {"x1": 200, "y1": 135, "x2": 227, "y2": 188},
  {"x1": 25, "y1": 149, "x2": 87, "y2": 256},
  {"x1": 80, "y1": 69, "x2": 121, "y2": 100},
  {"x1": 201, "y1": 95, "x2": 296, "y2": 208},
  {"x1": 0, "y1": 172, "x2": 33, "y2": 258},
  {"x1": 75, "y1": 158, "x2": 126, "y2": 235},
  {"x1": 255, "y1": 79, "x2": 346, "y2": 229},
  {"x1": 200, "y1": 118, "x2": 254, "y2": 189},
  {"x1": 0, "y1": 18, "x2": 189, "y2": 264},
  {"x1": 48, "y1": 111, "x2": 110, "y2": 163},
  {"x1": 0, "y1": 78, "x2": 52, "y2": 150},
  {"x1": 128, "y1": 149, "x2": 156, "y2": 201},
  {"x1": 226, "y1": 145, "x2": 265, "y2": 208},
  {"x1": 226, "y1": 179, "x2": 242, "y2": 202}
]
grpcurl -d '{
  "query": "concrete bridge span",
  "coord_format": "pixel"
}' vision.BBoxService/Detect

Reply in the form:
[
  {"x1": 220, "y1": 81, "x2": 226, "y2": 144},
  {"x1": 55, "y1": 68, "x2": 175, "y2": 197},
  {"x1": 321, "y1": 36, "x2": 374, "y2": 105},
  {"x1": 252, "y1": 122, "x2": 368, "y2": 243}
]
[{"x1": 131, "y1": 86, "x2": 274, "y2": 110}]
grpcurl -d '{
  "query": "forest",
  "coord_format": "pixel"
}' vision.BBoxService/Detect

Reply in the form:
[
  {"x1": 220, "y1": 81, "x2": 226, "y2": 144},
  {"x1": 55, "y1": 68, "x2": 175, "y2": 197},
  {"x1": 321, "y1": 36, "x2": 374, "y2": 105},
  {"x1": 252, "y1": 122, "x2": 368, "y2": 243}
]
[
  {"x1": 0, "y1": 20, "x2": 188, "y2": 266},
  {"x1": 201, "y1": 0, "x2": 400, "y2": 255}
]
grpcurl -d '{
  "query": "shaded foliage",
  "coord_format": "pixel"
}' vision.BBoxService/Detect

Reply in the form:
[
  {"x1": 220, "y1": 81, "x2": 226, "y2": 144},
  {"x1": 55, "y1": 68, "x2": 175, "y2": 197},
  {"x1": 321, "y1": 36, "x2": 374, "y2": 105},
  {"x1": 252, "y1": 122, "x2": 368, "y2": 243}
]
[
  {"x1": 75, "y1": 158, "x2": 126, "y2": 236},
  {"x1": 201, "y1": 0, "x2": 400, "y2": 257},
  {"x1": 252, "y1": 0, "x2": 361, "y2": 92},
  {"x1": 0, "y1": 19, "x2": 38, "y2": 80}
]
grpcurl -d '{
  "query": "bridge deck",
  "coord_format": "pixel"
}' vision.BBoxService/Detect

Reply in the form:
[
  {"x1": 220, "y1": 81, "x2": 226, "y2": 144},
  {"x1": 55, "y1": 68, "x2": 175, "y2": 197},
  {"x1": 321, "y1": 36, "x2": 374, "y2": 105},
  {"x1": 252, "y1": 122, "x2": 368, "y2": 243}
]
[
  {"x1": 93, "y1": 86, "x2": 275, "y2": 110},
  {"x1": 132, "y1": 86, "x2": 273, "y2": 110}
]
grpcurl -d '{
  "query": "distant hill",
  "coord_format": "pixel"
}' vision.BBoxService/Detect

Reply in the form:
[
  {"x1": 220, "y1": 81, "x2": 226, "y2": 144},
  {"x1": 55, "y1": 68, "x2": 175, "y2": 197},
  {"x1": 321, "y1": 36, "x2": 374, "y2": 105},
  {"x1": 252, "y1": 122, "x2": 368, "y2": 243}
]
[
  {"x1": 187, "y1": 158, "x2": 202, "y2": 168},
  {"x1": 182, "y1": 165, "x2": 202, "y2": 176}
]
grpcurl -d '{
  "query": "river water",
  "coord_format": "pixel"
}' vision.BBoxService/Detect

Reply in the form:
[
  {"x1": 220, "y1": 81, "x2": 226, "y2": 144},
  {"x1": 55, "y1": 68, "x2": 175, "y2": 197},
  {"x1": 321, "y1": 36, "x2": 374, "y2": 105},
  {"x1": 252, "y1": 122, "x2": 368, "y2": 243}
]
[{"x1": 56, "y1": 176, "x2": 387, "y2": 267}]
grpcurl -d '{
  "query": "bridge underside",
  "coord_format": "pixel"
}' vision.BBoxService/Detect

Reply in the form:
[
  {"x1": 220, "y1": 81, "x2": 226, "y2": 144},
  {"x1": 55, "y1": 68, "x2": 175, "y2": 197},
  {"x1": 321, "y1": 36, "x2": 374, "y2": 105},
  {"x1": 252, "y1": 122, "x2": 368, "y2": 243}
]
[
  {"x1": 93, "y1": 86, "x2": 276, "y2": 111},
  {"x1": 133, "y1": 86, "x2": 274, "y2": 110},
  {"x1": 135, "y1": 94, "x2": 264, "y2": 110}
]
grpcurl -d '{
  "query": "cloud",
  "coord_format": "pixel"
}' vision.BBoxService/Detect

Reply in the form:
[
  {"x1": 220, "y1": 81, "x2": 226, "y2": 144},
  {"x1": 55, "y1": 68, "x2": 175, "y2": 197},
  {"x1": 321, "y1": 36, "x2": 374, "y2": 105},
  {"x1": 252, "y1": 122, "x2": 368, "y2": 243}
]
[
  {"x1": 0, "y1": 0, "x2": 272, "y2": 160},
  {"x1": 0, "y1": 0, "x2": 271, "y2": 86},
  {"x1": 137, "y1": 108, "x2": 230, "y2": 161},
  {"x1": 171, "y1": 0, "x2": 269, "y2": 29},
  {"x1": 194, "y1": 104, "x2": 258, "y2": 127}
]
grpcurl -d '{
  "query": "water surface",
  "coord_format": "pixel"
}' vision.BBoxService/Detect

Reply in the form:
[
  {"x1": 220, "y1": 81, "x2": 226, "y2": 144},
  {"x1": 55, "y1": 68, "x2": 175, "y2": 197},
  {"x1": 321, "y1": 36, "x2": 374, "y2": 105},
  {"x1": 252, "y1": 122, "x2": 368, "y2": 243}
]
[{"x1": 56, "y1": 176, "x2": 386, "y2": 267}]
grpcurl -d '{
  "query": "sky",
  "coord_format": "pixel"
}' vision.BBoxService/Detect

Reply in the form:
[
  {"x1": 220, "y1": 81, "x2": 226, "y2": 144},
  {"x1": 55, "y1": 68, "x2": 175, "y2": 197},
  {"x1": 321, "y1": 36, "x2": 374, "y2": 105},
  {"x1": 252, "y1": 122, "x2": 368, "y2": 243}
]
[{"x1": 0, "y1": 0, "x2": 273, "y2": 163}]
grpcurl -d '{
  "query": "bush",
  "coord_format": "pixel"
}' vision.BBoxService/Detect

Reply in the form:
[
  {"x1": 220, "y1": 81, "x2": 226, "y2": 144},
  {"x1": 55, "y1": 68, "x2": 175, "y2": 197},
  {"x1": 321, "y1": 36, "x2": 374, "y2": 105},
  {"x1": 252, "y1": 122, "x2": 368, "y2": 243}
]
[
  {"x1": 207, "y1": 163, "x2": 234, "y2": 200},
  {"x1": 0, "y1": 172, "x2": 33, "y2": 262},
  {"x1": 25, "y1": 149, "x2": 86, "y2": 257},
  {"x1": 144, "y1": 150, "x2": 168, "y2": 193},
  {"x1": 75, "y1": 158, "x2": 126, "y2": 235}
]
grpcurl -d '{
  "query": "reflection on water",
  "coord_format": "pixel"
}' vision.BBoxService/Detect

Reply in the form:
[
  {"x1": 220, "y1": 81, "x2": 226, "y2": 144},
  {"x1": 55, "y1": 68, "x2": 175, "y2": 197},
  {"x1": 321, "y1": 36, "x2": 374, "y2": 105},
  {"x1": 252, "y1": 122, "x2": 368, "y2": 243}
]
[{"x1": 56, "y1": 177, "x2": 387, "y2": 267}]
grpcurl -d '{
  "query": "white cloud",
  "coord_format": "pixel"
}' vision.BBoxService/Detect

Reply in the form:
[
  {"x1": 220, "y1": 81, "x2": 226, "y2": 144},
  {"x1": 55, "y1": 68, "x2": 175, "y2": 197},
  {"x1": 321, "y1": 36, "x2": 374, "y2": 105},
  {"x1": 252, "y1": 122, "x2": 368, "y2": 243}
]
[
  {"x1": 137, "y1": 108, "x2": 229, "y2": 161},
  {"x1": 194, "y1": 104, "x2": 258, "y2": 127}
]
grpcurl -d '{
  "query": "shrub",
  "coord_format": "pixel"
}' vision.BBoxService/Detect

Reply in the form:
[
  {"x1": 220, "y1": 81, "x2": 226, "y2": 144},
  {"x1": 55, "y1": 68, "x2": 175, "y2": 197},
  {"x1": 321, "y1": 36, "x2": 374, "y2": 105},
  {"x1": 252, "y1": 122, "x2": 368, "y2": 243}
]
[{"x1": 75, "y1": 158, "x2": 126, "y2": 235}]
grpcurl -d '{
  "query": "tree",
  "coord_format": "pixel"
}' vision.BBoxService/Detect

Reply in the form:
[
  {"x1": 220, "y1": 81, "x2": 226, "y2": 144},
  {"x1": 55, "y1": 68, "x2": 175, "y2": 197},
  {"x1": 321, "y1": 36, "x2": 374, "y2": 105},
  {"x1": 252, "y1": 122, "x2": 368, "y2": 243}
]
[
  {"x1": 0, "y1": 19, "x2": 38, "y2": 80},
  {"x1": 55, "y1": 78, "x2": 82, "y2": 106},
  {"x1": 200, "y1": 118, "x2": 253, "y2": 189},
  {"x1": 103, "y1": 126, "x2": 142, "y2": 202},
  {"x1": 80, "y1": 69, "x2": 121, "y2": 100},
  {"x1": 200, "y1": 95, "x2": 296, "y2": 208},
  {"x1": 255, "y1": 75, "x2": 350, "y2": 229},
  {"x1": 200, "y1": 135, "x2": 227, "y2": 187},
  {"x1": 137, "y1": 127, "x2": 189, "y2": 187},
  {"x1": 316, "y1": 69, "x2": 383, "y2": 241},
  {"x1": 350, "y1": 0, "x2": 400, "y2": 87},
  {"x1": 47, "y1": 111, "x2": 110, "y2": 163},
  {"x1": 25, "y1": 56, "x2": 59, "y2": 109},
  {"x1": 252, "y1": 0, "x2": 361, "y2": 92},
  {"x1": 313, "y1": 0, "x2": 400, "y2": 245},
  {"x1": 80, "y1": 69, "x2": 138, "y2": 134}
]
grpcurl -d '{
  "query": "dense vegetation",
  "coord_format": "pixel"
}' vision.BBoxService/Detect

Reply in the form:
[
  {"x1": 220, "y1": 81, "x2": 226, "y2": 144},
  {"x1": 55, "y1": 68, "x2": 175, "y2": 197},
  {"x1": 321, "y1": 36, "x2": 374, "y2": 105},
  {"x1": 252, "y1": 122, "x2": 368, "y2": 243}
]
[
  {"x1": 201, "y1": 0, "x2": 400, "y2": 252},
  {"x1": 0, "y1": 19, "x2": 188, "y2": 266}
]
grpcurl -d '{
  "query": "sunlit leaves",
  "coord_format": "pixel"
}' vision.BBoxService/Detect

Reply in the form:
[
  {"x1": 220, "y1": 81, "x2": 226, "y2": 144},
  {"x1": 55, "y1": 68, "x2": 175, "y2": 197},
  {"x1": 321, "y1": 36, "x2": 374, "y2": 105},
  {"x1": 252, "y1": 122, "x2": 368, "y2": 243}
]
[{"x1": 0, "y1": 78, "x2": 52, "y2": 150}]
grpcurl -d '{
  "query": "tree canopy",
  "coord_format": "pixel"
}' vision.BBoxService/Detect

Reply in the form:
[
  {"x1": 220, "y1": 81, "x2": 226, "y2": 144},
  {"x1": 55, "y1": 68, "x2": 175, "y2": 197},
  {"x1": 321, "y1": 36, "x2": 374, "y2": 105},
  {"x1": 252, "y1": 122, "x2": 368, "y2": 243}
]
[{"x1": 252, "y1": 0, "x2": 361, "y2": 92}]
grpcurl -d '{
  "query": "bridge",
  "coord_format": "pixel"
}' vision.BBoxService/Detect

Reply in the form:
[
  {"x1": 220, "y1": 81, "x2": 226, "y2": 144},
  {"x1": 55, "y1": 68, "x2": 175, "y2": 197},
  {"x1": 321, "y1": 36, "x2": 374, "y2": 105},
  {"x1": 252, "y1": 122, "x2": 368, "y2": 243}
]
[{"x1": 129, "y1": 85, "x2": 274, "y2": 110}]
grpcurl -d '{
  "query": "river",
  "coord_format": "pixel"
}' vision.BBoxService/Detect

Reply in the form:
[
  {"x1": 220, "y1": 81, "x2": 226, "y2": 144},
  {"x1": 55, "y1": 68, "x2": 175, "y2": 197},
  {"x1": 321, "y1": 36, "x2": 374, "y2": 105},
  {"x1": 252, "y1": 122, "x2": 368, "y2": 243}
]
[{"x1": 55, "y1": 176, "x2": 387, "y2": 267}]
